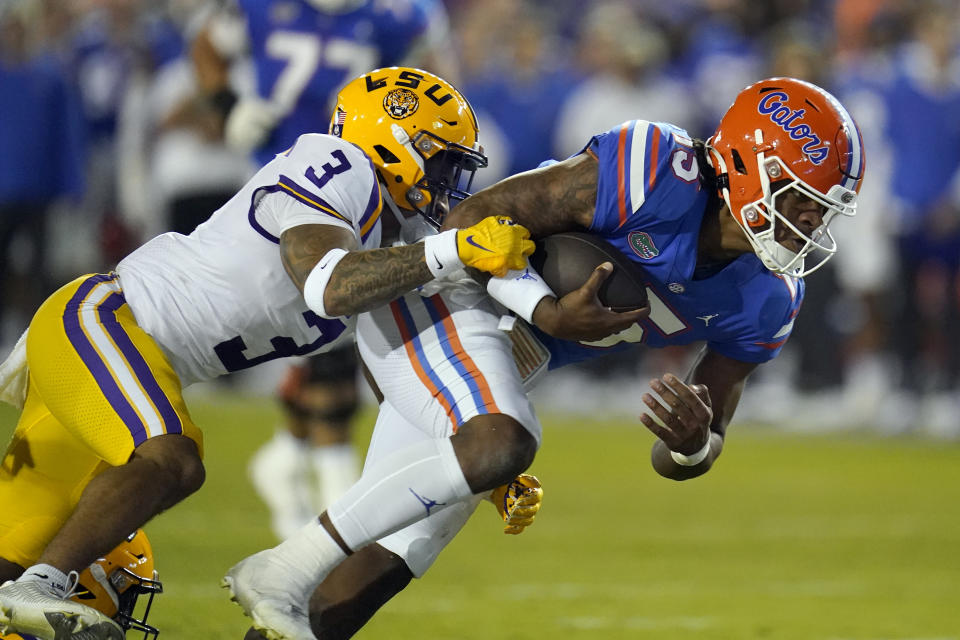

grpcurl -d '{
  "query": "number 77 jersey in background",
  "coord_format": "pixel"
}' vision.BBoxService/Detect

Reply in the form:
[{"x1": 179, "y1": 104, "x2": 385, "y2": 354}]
[
  {"x1": 236, "y1": 0, "x2": 436, "y2": 166},
  {"x1": 115, "y1": 133, "x2": 382, "y2": 385},
  {"x1": 533, "y1": 120, "x2": 805, "y2": 371}
]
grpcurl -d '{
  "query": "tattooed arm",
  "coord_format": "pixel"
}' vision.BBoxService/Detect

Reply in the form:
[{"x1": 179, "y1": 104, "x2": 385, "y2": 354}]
[
  {"x1": 442, "y1": 151, "x2": 648, "y2": 339},
  {"x1": 280, "y1": 223, "x2": 433, "y2": 318},
  {"x1": 441, "y1": 151, "x2": 599, "y2": 235}
]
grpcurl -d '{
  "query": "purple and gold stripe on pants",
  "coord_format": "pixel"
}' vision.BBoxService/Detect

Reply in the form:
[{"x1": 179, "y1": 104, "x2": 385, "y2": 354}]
[{"x1": 62, "y1": 274, "x2": 182, "y2": 446}]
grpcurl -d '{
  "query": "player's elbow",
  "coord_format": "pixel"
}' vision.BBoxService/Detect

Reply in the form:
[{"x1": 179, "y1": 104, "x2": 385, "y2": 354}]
[{"x1": 321, "y1": 291, "x2": 350, "y2": 318}]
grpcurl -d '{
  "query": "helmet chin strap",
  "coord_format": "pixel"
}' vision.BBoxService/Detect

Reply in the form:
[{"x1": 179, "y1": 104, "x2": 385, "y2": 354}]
[
  {"x1": 390, "y1": 123, "x2": 432, "y2": 211},
  {"x1": 711, "y1": 131, "x2": 804, "y2": 276},
  {"x1": 88, "y1": 563, "x2": 121, "y2": 610},
  {"x1": 751, "y1": 129, "x2": 807, "y2": 275},
  {"x1": 391, "y1": 124, "x2": 425, "y2": 174},
  {"x1": 381, "y1": 185, "x2": 435, "y2": 245}
]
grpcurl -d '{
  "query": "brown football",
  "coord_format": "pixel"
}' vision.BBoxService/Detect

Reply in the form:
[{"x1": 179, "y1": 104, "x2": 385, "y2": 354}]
[{"x1": 528, "y1": 232, "x2": 649, "y2": 311}]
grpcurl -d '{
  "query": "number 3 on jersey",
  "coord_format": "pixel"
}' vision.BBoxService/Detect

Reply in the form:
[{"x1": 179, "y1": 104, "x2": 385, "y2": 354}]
[
  {"x1": 306, "y1": 149, "x2": 351, "y2": 190},
  {"x1": 582, "y1": 287, "x2": 687, "y2": 347},
  {"x1": 214, "y1": 311, "x2": 348, "y2": 372}
]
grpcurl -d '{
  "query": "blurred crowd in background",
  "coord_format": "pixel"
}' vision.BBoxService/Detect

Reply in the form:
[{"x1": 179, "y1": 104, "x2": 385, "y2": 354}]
[{"x1": 1, "y1": 0, "x2": 958, "y2": 436}]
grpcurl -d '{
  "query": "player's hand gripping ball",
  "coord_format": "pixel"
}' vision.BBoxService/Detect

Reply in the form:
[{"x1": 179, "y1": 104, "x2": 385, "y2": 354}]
[
  {"x1": 456, "y1": 216, "x2": 535, "y2": 277},
  {"x1": 529, "y1": 232, "x2": 649, "y2": 311},
  {"x1": 491, "y1": 474, "x2": 543, "y2": 535}
]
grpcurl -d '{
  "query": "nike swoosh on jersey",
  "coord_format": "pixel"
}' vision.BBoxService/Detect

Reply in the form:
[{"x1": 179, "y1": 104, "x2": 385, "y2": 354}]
[{"x1": 465, "y1": 235, "x2": 493, "y2": 252}]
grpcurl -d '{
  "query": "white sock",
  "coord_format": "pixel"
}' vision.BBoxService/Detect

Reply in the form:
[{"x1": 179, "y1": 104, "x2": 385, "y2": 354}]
[
  {"x1": 269, "y1": 519, "x2": 348, "y2": 594},
  {"x1": 18, "y1": 564, "x2": 70, "y2": 597},
  {"x1": 312, "y1": 443, "x2": 359, "y2": 511},
  {"x1": 328, "y1": 437, "x2": 472, "y2": 550}
]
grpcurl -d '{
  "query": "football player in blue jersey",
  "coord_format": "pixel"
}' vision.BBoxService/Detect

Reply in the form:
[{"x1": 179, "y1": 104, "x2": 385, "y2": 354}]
[
  {"x1": 192, "y1": 0, "x2": 455, "y2": 164},
  {"x1": 192, "y1": 0, "x2": 459, "y2": 541},
  {"x1": 230, "y1": 76, "x2": 864, "y2": 639}
]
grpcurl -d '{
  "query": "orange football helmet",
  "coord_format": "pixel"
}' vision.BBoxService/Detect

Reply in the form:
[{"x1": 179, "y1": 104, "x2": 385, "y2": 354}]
[{"x1": 707, "y1": 77, "x2": 865, "y2": 276}]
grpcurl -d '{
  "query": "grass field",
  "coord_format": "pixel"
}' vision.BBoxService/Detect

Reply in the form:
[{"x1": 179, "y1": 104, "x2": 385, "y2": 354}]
[{"x1": 3, "y1": 392, "x2": 959, "y2": 639}]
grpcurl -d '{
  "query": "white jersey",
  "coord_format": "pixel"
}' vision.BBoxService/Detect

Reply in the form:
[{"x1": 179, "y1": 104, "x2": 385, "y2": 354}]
[{"x1": 116, "y1": 133, "x2": 383, "y2": 385}]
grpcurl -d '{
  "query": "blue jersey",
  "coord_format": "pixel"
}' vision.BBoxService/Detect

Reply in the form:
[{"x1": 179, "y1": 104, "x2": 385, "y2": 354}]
[
  {"x1": 536, "y1": 120, "x2": 804, "y2": 368},
  {"x1": 239, "y1": 0, "x2": 432, "y2": 165}
]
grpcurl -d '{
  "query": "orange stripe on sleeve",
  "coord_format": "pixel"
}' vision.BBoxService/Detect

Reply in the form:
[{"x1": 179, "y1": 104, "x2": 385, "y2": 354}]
[
  {"x1": 647, "y1": 128, "x2": 660, "y2": 192},
  {"x1": 755, "y1": 337, "x2": 789, "y2": 350}
]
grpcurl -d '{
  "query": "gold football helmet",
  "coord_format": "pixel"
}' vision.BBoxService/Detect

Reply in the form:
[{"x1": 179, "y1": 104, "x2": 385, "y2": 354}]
[
  {"x1": 330, "y1": 67, "x2": 488, "y2": 228},
  {"x1": 0, "y1": 531, "x2": 162, "y2": 640},
  {"x1": 72, "y1": 530, "x2": 162, "y2": 639}
]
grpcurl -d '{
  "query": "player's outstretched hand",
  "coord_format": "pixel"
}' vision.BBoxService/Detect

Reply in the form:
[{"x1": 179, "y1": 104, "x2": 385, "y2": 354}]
[
  {"x1": 533, "y1": 263, "x2": 650, "y2": 341},
  {"x1": 490, "y1": 473, "x2": 542, "y2": 535},
  {"x1": 456, "y1": 216, "x2": 535, "y2": 277},
  {"x1": 639, "y1": 373, "x2": 713, "y2": 454}
]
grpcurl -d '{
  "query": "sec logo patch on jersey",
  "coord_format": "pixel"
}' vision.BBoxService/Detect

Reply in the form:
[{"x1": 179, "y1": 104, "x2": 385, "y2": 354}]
[{"x1": 529, "y1": 232, "x2": 649, "y2": 311}]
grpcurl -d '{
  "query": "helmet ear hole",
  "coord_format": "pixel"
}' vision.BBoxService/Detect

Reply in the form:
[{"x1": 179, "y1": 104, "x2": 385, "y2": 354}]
[
  {"x1": 373, "y1": 145, "x2": 400, "y2": 164},
  {"x1": 731, "y1": 148, "x2": 748, "y2": 175}
]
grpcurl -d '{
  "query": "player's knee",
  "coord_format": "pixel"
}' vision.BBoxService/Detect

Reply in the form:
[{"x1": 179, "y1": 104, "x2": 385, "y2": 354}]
[
  {"x1": 454, "y1": 415, "x2": 537, "y2": 491},
  {"x1": 134, "y1": 434, "x2": 206, "y2": 499},
  {"x1": 176, "y1": 450, "x2": 206, "y2": 497},
  {"x1": 502, "y1": 420, "x2": 537, "y2": 478}
]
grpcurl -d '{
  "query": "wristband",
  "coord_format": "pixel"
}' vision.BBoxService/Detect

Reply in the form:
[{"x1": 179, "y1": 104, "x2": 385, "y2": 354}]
[
  {"x1": 302, "y1": 248, "x2": 349, "y2": 319},
  {"x1": 423, "y1": 229, "x2": 463, "y2": 278},
  {"x1": 669, "y1": 437, "x2": 711, "y2": 466},
  {"x1": 486, "y1": 263, "x2": 555, "y2": 324}
]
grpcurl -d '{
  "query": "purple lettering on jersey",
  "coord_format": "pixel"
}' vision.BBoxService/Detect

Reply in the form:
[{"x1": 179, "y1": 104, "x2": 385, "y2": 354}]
[
  {"x1": 213, "y1": 310, "x2": 349, "y2": 373},
  {"x1": 757, "y1": 91, "x2": 829, "y2": 165},
  {"x1": 306, "y1": 149, "x2": 352, "y2": 190}
]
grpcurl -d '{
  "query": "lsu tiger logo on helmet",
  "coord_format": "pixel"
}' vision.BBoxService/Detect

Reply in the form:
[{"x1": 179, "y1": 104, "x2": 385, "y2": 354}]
[
  {"x1": 330, "y1": 67, "x2": 487, "y2": 229},
  {"x1": 383, "y1": 88, "x2": 419, "y2": 119},
  {"x1": 706, "y1": 77, "x2": 865, "y2": 277}
]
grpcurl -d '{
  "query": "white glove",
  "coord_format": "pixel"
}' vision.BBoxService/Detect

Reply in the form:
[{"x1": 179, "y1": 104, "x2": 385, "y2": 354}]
[{"x1": 224, "y1": 97, "x2": 281, "y2": 153}]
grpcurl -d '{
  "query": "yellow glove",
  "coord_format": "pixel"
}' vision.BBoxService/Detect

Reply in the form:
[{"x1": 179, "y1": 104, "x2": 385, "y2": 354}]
[
  {"x1": 490, "y1": 473, "x2": 542, "y2": 535},
  {"x1": 456, "y1": 216, "x2": 534, "y2": 278}
]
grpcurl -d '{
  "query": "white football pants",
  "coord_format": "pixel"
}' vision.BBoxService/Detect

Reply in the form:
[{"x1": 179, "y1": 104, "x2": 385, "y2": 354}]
[{"x1": 356, "y1": 285, "x2": 542, "y2": 576}]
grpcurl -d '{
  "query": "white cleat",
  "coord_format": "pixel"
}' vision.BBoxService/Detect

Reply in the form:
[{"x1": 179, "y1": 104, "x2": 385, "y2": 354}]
[
  {"x1": 222, "y1": 551, "x2": 315, "y2": 640},
  {"x1": 0, "y1": 579, "x2": 124, "y2": 640}
]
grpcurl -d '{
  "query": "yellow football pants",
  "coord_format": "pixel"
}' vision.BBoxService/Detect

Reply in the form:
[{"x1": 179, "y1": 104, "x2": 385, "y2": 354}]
[{"x1": 0, "y1": 273, "x2": 203, "y2": 568}]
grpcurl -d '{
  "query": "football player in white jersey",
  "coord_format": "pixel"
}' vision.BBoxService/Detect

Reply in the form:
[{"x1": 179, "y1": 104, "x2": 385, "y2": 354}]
[
  {"x1": 0, "y1": 67, "x2": 547, "y2": 640},
  {"x1": 192, "y1": 0, "x2": 462, "y2": 544}
]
